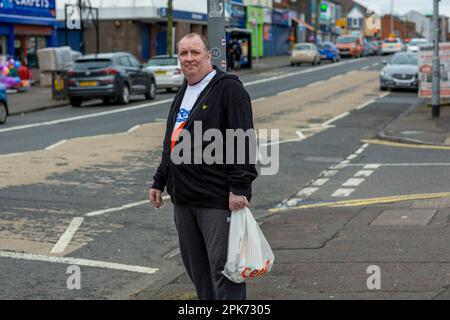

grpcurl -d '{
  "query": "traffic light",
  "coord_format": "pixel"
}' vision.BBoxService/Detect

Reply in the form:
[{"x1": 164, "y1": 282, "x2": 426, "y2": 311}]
[{"x1": 320, "y1": 3, "x2": 328, "y2": 13}]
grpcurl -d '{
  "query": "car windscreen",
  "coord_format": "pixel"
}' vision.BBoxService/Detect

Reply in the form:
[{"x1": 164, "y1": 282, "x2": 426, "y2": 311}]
[
  {"x1": 294, "y1": 45, "x2": 311, "y2": 51},
  {"x1": 390, "y1": 54, "x2": 418, "y2": 65},
  {"x1": 147, "y1": 58, "x2": 178, "y2": 66},
  {"x1": 337, "y1": 37, "x2": 356, "y2": 44},
  {"x1": 384, "y1": 38, "x2": 400, "y2": 43},
  {"x1": 73, "y1": 59, "x2": 112, "y2": 70}
]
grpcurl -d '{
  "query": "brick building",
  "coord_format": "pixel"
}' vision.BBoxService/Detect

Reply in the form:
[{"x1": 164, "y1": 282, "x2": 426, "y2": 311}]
[{"x1": 380, "y1": 15, "x2": 416, "y2": 40}]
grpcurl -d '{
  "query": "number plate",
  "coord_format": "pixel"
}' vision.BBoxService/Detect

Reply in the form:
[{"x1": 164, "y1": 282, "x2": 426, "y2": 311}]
[
  {"x1": 155, "y1": 70, "x2": 167, "y2": 75},
  {"x1": 79, "y1": 81, "x2": 97, "y2": 87}
]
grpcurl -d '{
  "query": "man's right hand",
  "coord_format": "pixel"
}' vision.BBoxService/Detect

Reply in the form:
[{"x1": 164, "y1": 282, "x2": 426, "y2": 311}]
[{"x1": 149, "y1": 188, "x2": 164, "y2": 209}]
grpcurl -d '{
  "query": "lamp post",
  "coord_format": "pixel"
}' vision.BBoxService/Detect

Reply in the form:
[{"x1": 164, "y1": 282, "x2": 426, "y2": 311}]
[{"x1": 432, "y1": 0, "x2": 440, "y2": 118}]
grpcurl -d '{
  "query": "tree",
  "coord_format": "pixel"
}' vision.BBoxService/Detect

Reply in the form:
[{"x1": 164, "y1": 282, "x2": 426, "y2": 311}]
[{"x1": 167, "y1": 0, "x2": 173, "y2": 56}]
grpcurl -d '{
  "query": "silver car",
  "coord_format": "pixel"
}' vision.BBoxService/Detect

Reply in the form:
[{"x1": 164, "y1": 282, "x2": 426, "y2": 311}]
[
  {"x1": 380, "y1": 52, "x2": 419, "y2": 91},
  {"x1": 146, "y1": 55, "x2": 184, "y2": 92}
]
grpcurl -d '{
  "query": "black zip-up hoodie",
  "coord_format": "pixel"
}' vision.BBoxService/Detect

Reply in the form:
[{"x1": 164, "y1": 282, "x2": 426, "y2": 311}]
[{"x1": 151, "y1": 67, "x2": 258, "y2": 210}]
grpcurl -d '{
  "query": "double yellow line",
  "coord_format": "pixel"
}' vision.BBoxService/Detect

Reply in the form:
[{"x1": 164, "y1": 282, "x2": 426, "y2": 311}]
[
  {"x1": 363, "y1": 139, "x2": 450, "y2": 150},
  {"x1": 269, "y1": 192, "x2": 450, "y2": 213}
]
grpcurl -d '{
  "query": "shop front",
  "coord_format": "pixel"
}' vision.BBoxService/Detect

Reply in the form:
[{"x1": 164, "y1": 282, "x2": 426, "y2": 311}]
[
  {"x1": 225, "y1": 0, "x2": 251, "y2": 69},
  {"x1": 246, "y1": 6, "x2": 264, "y2": 58},
  {"x1": 0, "y1": 0, "x2": 57, "y2": 66},
  {"x1": 265, "y1": 8, "x2": 290, "y2": 57}
]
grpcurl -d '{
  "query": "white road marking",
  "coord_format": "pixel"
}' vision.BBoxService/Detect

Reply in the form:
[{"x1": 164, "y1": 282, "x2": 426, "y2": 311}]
[
  {"x1": 0, "y1": 251, "x2": 159, "y2": 274},
  {"x1": 252, "y1": 97, "x2": 267, "y2": 103},
  {"x1": 277, "y1": 88, "x2": 298, "y2": 96},
  {"x1": 364, "y1": 164, "x2": 381, "y2": 169},
  {"x1": 127, "y1": 125, "x2": 141, "y2": 133},
  {"x1": 259, "y1": 137, "x2": 303, "y2": 147},
  {"x1": 361, "y1": 66, "x2": 370, "y2": 70},
  {"x1": 323, "y1": 112, "x2": 350, "y2": 126},
  {"x1": 85, "y1": 200, "x2": 149, "y2": 217},
  {"x1": 297, "y1": 187, "x2": 319, "y2": 197},
  {"x1": 322, "y1": 170, "x2": 339, "y2": 177},
  {"x1": 347, "y1": 70, "x2": 357, "y2": 75},
  {"x1": 243, "y1": 58, "x2": 368, "y2": 87},
  {"x1": 0, "y1": 152, "x2": 27, "y2": 158},
  {"x1": 340, "y1": 160, "x2": 351, "y2": 164},
  {"x1": 45, "y1": 139, "x2": 68, "y2": 151},
  {"x1": 0, "y1": 98, "x2": 174, "y2": 134},
  {"x1": 347, "y1": 154, "x2": 358, "y2": 160},
  {"x1": 372, "y1": 63, "x2": 379, "y2": 67},
  {"x1": 312, "y1": 178, "x2": 329, "y2": 187},
  {"x1": 354, "y1": 170, "x2": 374, "y2": 177},
  {"x1": 50, "y1": 217, "x2": 84, "y2": 254},
  {"x1": 356, "y1": 99, "x2": 375, "y2": 110},
  {"x1": 379, "y1": 92, "x2": 391, "y2": 98},
  {"x1": 329, "y1": 75, "x2": 343, "y2": 81},
  {"x1": 332, "y1": 188, "x2": 355, "y2": 197},
  {"x1": 306, "y1": 80, "x2": 325, "y2": 88},
  {"x1": 296, "y1": 130, "x2": 306, "y2": 140},
  {"x1": 154, "y1": 118, "x2": 167, "y2": 122},
  {"x1": 342, "y1": 178, "x2": 365, "y2": 187}
]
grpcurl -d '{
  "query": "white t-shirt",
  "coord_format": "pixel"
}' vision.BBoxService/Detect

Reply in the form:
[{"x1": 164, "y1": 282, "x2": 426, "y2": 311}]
[{"x1": 173, "y1": 70, "x2": 216, "y2": 132}]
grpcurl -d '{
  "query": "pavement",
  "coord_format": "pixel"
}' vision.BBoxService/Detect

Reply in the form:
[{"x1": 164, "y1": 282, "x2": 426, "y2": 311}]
[{"x1": 5, "y1": 55, "x2": 450, "y2": 300}]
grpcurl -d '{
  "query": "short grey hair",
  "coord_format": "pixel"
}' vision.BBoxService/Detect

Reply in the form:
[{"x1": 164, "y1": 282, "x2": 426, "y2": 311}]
[{"x1": 177, "y1": 33, "x2": 209, "y2": 52}]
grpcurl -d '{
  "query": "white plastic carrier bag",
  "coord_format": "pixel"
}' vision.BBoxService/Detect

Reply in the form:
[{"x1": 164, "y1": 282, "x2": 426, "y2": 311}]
[{"x1": 222, "y1": 207, "x2": 275, "y2": 283}]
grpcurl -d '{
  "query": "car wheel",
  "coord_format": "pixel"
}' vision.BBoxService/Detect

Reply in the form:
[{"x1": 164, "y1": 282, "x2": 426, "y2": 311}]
[
  {"x1": 145, "y1": 81, "x2": 156, "y2": 100},
  {"x1": 297, "y1": 63, "x2": 301, "y2": 66},
  {"x1": 0, "y1": 102, "x2": 7, "y2": 124},
  {"x1": 70, "y1": 97, "x2": 82, "y2": 108},
  {"x1": 102, "y1": 97, "x2": 112, "y2": 105},
  {"x1": 380, "y1": 86, "x2": 387, "y2": 91},
  {"x1": 117, "y1": 83, "x2": 130, "y2": 105},
  {"x1": 291, "y1": 62, "x2": 295, "y2": 66}
]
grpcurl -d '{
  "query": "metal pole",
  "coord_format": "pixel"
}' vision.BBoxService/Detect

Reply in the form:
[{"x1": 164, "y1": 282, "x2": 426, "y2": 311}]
[
  {"x1": 390, "y1": 0, "x2": 394, "y2": 36},
  {"x1": 432, "y1": 0, "x2": 440, "y2": 118},
  {"x1": 207, "y1": 0, "x2": 226, "y2": 71},
  {"x1": 78, "y1": 0, "x2": 84, "y2": 54},
  {"x1": 96, "y1": 8, "x2": 99, "y2": 54}
]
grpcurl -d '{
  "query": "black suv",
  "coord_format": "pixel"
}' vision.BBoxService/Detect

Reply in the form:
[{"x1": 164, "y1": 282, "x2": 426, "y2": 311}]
[{"x1": 67, "y1": 52, "x2": 156, "y2": 107}]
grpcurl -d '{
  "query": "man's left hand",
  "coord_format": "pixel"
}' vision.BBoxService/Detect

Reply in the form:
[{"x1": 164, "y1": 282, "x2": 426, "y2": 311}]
[{"x1": 229, "y1": 192, "x2": 250, "y2": 211}]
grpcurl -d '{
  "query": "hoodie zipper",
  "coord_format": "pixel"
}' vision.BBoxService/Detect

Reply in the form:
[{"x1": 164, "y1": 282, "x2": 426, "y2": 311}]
[{"x1": 169, "y1": 80, "x2": 216, "y2": 203}]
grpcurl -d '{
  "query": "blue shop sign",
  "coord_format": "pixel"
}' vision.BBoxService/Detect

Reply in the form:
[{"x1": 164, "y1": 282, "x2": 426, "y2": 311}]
[
  {"x1": 159, "y1": 8, "x2": 207, "y2": 22},
  {"x1": 229, "y1": 2, "x2": 246, "y2": 28},
  {"x1": 0, "y1": 0, "x2": 56, "y2": 18},
  {"x1": 272, "y1": 8, "x2": 289, "y2": 26}
]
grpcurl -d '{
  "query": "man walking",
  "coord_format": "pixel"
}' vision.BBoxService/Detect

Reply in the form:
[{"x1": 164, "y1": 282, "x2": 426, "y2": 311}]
[{"x1": 148, "y1": 33, "x2": 257, "y2": 300}]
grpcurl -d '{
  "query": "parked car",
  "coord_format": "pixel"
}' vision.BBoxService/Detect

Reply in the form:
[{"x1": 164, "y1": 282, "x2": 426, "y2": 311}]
[
  {"x1": 381, "y1": 38, "x2": 404, "y2": 55},
  {"x1": 0, "y1": 83, "x2": 8, "y2": 124},
  {"x1": 380, "y1": 52, "x2": 419, "y2": 91},
  {"x1": 67, "y1": 52, "x2": 156, "y2": 107},
  {"x1": 336, "y1": 35, "x2": 364, "y2": 58},
  {"x1": 370, "y1": 40, "x2": 382, "y2": 55},
  {"x1": 318, "y1": 42, "x2": 341, "y2": 63},
  {"x1": 146, "y1": 55, "x2": 184, "y2": 92},
  {"x1": 290, "y1": 43, "x2": 321, "y2": 66},
  {"x1": 407, "y1": 38, "x2": 429, "y2": 53}
]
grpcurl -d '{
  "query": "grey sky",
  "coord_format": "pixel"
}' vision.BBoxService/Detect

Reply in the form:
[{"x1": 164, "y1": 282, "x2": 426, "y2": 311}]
[{"x1": 356, "y1": 0, "x2": 450, "y2": 17}]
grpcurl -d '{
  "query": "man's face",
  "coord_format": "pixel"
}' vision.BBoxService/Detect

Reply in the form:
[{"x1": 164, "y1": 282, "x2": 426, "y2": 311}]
[{"x1": 178, "y1": 36, "x2": 212, "y2": 81}]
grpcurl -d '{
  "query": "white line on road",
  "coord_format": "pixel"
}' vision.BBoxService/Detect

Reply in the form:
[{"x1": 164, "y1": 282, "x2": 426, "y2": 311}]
[
  {"x1": 252, "y1": 97, "x2": 267, "y2": 103},
  {"x1": 329, "y1": 75, "x2": 343, "y2": 81},
  {"x1": 0, "y1": 251, "x2": 159, "y2": 274},
  {"x1": 332, "y1": 188, "x2": 355, "y2": 197},
  {"x1": 372, "y1": 63, "x2": 379, "y2": 67},
  {"x1": 354, "y1": 170, "x2": 374, "y2": 177},
  {"x1": 50, "y1": 217, "x2": 84, "y2": 254},
  {"x1": 364, "y1": 164, "x2": 381, "y2": 169},
  {"x1": 297, "y1": 187, "x2": 319, "y2": 197},
  {"x1": 295, "y1": 130, "x2": 306, "y2": 140},
  {"x1": 243, "y1": 58, "x2": 368, "y2": 87},
  {"x1": 45, "y1": 139, "x2": 68, "y2": 151},
  {"x1": 0, "y1": 98, "x2": 174, "y2": 134},
  {"x1": 361, "y1": 66, "x2": 370, "y2": 70},
  {"x1": 85, "y1": 200, "x2": 149, "y2": 217},
  {"x1": 379, "y1": 92, "x2": 391, "y2": 98},
  {"x1": 0, "y1": 152, "x2": 27, "y2": 158},
  {"x1": 346, "y1": 70, "x2": 357, "y2": 75},
  {"x1": 342, "y1": 178, "x2": 365, "y2": 187},
  {"x1": 277, "y1": 88, "x2": 298, "y2": 96},
  {"x1": 306, "y1": 80, "x2": 325, "y2": 88},
  {"x1": 312, "y1": 178, "x2": 330, "y2": 187},
  {"x1": 322, "y1": 170, "x2": 339, "y2": 177},
  {"x1": 127, "y1": 125, "x2": 141, "y2": 133},
  {"x1": 356, "y1": 100, "x2": 375, "y2": 110},
  {"x1": 323, "y1": 112, "x2": 350, "y2": 126},
  {"x1": 154, "y1": 118, "x2": 167, "y2": 122}
]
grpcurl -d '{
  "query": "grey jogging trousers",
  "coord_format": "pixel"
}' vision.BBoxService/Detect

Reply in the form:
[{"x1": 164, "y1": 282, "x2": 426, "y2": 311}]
[{"x1": 173, "y1": 204, "x2": 246, "y2": 300}]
